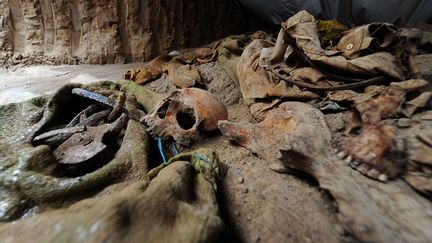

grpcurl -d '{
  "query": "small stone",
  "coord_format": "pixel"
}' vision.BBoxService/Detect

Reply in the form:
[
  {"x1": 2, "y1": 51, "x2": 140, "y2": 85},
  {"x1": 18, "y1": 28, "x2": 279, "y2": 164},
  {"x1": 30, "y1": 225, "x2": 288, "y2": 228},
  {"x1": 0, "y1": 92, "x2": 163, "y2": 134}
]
[
  {"x1": 237, "y1": 176, "x2": 244, "y2": 184},
  {"x1": 397, "y1": 118, "x2": 411, "y2": 128},
  {"x1": 344, "y1": 155, "x2": 352, "y2": 164},
  {"x1": 378, "y1": 174, "x2": 388, "y2": 182},
  {"x1": 336, "y1": 151, "x2": 347, "y2": 159},
  {"x1": 247, "y1": 216, "x2": 252, "y2": 221},
  {"x1": 367, "y1": 168, "x2": 379, "y2": 178},
  {"x1": 242, "y1": 188, "x2": 249, "y2": 194},
  {"x1": 269, "y1": 163, "x2": 290, "y2": 173}
]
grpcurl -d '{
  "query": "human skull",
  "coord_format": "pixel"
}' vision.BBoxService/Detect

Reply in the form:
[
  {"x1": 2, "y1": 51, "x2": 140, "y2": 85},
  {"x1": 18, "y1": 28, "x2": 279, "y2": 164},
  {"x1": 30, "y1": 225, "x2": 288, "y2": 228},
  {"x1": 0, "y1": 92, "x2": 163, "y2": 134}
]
[{"x1": 143, "y1": 88, "x2": 228, "y2": 146}]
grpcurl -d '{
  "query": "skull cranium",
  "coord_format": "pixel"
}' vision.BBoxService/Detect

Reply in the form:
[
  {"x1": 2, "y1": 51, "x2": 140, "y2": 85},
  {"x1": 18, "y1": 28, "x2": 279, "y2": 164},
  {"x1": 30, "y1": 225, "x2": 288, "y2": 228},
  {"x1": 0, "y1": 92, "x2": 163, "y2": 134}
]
[{"x1": 143, "y1": 88, "x2": 228, "y2": 146}]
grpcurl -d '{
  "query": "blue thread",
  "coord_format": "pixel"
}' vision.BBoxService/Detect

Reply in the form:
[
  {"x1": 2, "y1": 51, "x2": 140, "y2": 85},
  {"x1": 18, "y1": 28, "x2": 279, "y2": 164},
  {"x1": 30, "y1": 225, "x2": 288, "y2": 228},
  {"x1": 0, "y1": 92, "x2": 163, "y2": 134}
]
[
  {"x1": 157, "y1": 137, "x2": 167, "y2": 162},
  {"x1": 196, "y1": 153, "x2": 210, "y2": 164},
  {"x1": 172, "y1": 142, "x2": 180, "y2": 155}
]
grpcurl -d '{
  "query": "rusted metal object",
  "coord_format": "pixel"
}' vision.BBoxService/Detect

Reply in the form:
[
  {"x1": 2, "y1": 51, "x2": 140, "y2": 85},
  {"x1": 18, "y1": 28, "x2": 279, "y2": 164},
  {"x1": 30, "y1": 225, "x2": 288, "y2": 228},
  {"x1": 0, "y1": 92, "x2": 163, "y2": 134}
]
[
  {"x1": 54, "y1": 114, "x2": 128, "y2": 164},
  {"x1": 107, "y1": 91, "x2": 126, "y2": 122},
  {"x1": 33, "y1": 126, "x2": 86, "y2": 142},
  {"x1": 66, "y1": 104, "x2": 103, "y2": 128},
  {"x1": 34, "y1": 88, "x2": 133, "y2": 165},
  {"x1": 78, "y1": 109, "x2": 111, "y2": 126},
  {"x1": 72, "y1": 88, "x2": 116, "y2": 107}
]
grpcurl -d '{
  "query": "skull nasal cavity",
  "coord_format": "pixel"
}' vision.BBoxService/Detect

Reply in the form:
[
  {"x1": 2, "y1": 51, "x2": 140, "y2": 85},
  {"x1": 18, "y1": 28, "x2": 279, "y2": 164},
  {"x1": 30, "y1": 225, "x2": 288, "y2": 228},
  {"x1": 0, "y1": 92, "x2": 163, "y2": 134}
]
[
  {"x1": 157, "y1": 101, "x2": 170, "y2": 118},
  {"x1": 176, "y1": 110, "x2": 196, "y2": 130}
]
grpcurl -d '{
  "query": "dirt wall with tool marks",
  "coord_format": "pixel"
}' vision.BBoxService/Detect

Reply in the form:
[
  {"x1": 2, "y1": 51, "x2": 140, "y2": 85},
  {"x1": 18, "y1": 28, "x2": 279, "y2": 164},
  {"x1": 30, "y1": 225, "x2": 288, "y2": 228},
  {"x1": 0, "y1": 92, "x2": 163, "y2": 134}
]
[{"x1": 0, "y1": 0, "x2": 254, "y2": 66}]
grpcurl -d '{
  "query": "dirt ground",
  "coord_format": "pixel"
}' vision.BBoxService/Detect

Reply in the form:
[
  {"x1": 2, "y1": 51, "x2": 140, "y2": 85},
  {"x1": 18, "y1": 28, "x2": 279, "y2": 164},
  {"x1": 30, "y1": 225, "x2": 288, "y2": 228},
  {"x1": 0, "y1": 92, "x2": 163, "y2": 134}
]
[
  {"x1": 0, "y1": 64, "x2": 143, "y2": 105},
  {"x1": 1, "y1": 56, "x2": 431, "y2": 242},
  {"x1": 141, "y1": 62, "x2": 354, "y2": 242},
  {"x1": 0, "y1": 61, "x2": 355, "y2": 242}
]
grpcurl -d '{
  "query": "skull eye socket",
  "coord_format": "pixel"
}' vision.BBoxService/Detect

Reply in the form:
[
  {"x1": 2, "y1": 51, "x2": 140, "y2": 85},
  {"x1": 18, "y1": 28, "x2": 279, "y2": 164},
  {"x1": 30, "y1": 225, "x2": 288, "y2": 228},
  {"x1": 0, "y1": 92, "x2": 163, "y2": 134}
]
[
  {"x1": 157, "y1": 101, "x2": 170, "y2": 119},
  {"x1": 176, "y1": 109, "x2": 196, "y2": 130}
]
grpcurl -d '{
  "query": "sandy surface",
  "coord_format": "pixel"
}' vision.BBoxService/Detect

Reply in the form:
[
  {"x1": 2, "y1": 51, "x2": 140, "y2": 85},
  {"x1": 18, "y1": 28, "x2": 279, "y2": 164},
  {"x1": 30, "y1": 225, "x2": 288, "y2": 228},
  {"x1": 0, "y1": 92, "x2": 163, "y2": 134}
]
[{"x1": 0, "y1": 63, "x2": 143, "y2": 105}]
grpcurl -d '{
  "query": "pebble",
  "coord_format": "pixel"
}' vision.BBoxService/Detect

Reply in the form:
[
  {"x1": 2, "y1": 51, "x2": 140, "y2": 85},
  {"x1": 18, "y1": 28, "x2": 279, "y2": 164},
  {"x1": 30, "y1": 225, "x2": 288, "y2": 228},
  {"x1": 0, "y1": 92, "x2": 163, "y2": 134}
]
[
  {"x1": 242, "y1": 187, "x2": 249, "y2": 194},
  {"x1": 237, "y1": 176, "x2": 244, "y2": 184},
  {"x1": 397, "y1": 118, "x2": 411, "y2": 128},
  {"x1": 269, "y1": 163, "x2": 290, "y2": 173}
]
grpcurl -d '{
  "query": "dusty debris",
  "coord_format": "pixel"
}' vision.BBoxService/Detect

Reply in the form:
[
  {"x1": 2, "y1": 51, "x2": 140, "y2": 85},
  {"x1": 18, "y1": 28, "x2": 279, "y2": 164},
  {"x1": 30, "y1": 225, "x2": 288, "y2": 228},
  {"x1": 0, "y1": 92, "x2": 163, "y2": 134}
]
[
  {"x1": 163, "y1": 61, "x2": 202, "y2": 88},
  {"x1": 198, "y1": 62, "x2": 242, "y2": 106}
]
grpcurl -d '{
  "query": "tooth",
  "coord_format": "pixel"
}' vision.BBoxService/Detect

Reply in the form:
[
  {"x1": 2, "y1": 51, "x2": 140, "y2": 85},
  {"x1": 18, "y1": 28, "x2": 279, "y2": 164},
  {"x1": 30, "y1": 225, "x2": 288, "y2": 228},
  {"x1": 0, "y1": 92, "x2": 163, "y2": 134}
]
[
  {"x1": 378, "y1": 174, "x2": 388, "y2": 182},
  {"x1": 344, "y1": 155, "x2": 352, "y2": 164},
  {"x1": 337, "y1": 151, "x2": 347, "y2": 159},
  {"x1": 367, "y1": 168, "x2": 379, "y2": 178}
]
